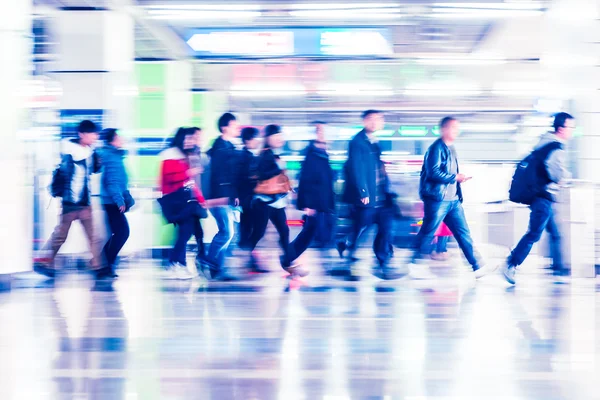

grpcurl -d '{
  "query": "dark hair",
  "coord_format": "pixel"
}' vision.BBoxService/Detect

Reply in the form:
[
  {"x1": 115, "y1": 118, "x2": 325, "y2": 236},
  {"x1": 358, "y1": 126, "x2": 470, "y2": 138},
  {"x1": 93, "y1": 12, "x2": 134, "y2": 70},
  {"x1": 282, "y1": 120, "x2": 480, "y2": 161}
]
[
  {"x1": 553, "y1": 112, "x2": 574, "y2": 132},
  {"x1": 361, "y1": 110, "x2": 381, "y2": 119},
  {"x1": 263, "y1": 124, "x2": 282, "y2": 150},
  {"x1": 218, "y1": 113, "x2": 236, "y2": 133},
  {"x1": 102, "y1": 128, "x2": 118, "y2": 144},
  {"x1": 241, "y1": 127, "x2": 259, "y2": 143},
  {"x1": 191, "y1": 126, "x2": 201, "y2": 132},
  {"x1": 440, "y1": 116, "x2": 458, "y2": 129},
  {"x1": 78, "y1": 120, "x2": 98, "y2": 134},
  {"x1": 170, "y1": 127, "x2": 195, "y2": 152}
]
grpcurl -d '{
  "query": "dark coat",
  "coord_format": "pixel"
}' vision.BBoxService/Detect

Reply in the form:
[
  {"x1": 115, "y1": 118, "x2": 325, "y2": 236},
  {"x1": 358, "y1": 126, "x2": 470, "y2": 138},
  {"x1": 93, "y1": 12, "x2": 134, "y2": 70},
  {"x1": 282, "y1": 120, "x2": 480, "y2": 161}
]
[
  {"x1": 296, "y1": 142, "x2": 335, "y2": 212},
  {"x1": 419, "y1": 138, "x2": 463, "y2": 203},
  {"x1": 207, "y1": 137, "x2": 239, "y2": 200},
  {"x1": 342, "y1": 130, "x2": 382, "y2": 207},
  {"x1": 99, "y1": 145, "x2": 134, "y2": 209},
  {"x1": 256, "y1": 148, "x2": 281, "y2": 182},
  {"x1": 237, "y1": 147, "x2": 258, "y2": 207}
]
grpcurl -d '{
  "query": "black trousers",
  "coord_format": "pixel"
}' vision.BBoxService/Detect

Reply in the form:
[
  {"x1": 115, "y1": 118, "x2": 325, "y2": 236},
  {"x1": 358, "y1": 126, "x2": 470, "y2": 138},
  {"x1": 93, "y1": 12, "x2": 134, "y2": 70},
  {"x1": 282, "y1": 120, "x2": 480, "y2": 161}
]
[
  {"x1": 103, "y1": 204, "x2": 130, "y2": 269},
  {"x1": 346, "y1": 206, "x2": 394, "y2": 265},
  {"x1": 239, "y1": 204, "x2": 254, "y2": 249},
  {"x1": 248, "y1": 201, "x2": 290, "y2": 259},
  {"x1": 287, "y1": 214, "x2": 319, "y2": 264},
  {"x1": 193, "y1": 218, "x2": 205, "y2": 260},
  {"x1": 171, "y1": 218, "x2": 203, "y2": 265}
]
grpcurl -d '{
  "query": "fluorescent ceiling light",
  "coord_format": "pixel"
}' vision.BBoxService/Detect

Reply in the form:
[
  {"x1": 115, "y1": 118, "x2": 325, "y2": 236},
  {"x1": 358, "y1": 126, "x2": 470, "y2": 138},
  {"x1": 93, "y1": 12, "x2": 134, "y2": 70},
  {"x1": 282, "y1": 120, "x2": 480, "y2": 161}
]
[
  {"x1": 430, "y1": 9, "x2": 543, "y2": 18},
  {"x1": 433, "y1": 2, "x2": 544, "y2": 10},
  {"x1": 290, "y1": 3, "x2": 399, "y2": 10},
  {"x1": 149, "y1": 10, "x2": 261, "y2": 19},
  {"x1": 461, "y1": 123, "x2": 518, "y2": 132},
  {"x1": 290, "y1": 10, "x2": 401, "y2": 19},
  {"x1": 318, "y1": 83, "x2": 394, "y2": 96},
  {"x1": 230, "y1": 84, "x2": 306, "y2": 98},
  {"x1": 415, "y1": 57, "x2": 506, "y2": 65},
  {"x1": 404, "y1": 83, "x2": 481, "y2": 97},
  {"x1": 147, "y1": 4, "x2": 261, "y2": 11}
]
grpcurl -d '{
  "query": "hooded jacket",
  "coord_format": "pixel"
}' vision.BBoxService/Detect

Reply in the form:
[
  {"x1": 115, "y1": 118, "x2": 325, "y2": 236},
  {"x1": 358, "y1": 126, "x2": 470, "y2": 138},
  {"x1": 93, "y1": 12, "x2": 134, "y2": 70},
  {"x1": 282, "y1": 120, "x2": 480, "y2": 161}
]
[
  {"x1": 534, "y1": 132, "x2": 570, "y2": 201},
  {"x1": 99, "y1": 144, "x2": 134, "y2": 209},
  {"x1": 58, "y1": 138, "x2": 101, "y2": 206}
]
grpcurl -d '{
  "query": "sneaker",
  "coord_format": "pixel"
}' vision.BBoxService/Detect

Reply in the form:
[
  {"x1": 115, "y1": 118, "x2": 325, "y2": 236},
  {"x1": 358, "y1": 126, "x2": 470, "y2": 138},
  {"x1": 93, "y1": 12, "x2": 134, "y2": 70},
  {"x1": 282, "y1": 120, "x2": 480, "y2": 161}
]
[
  {"x1": 473, "y1": 264, "x2": 498, "y2": 279},
  {"x1": 285, "y1": 266, "x2": 310, "y2": 278},
  {"x1": 336, "y1": 241, "x2": 346, "y2": 259},
  {"x1": 175, "y1": 264, "x2": 194, "y2": 280},
  {"x1": 431, "y1": 252, "x2": 449, "y2": 261},
  {"x1": 409, "y1": 264, "x2": 437, "y2": 280},
  {"x1": 34, "y1": 263, "x2": 56, "y2": 278},
  {"x1": 95, "y1": 266, "x2": 116, "y2": 280},
  {"x1": 376, "y1": 268, "x2": 406, "y2": 280},
  {"x1": 502, "y1": 262, "x2": 516, "y2": 285}
]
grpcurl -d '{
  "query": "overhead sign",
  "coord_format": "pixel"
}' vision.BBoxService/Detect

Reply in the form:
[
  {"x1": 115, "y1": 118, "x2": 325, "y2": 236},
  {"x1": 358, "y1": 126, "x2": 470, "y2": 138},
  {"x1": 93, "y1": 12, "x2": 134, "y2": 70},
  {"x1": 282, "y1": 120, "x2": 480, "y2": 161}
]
[{"x1": 185, "y1": 27, "x2": 392, "y2": 58}]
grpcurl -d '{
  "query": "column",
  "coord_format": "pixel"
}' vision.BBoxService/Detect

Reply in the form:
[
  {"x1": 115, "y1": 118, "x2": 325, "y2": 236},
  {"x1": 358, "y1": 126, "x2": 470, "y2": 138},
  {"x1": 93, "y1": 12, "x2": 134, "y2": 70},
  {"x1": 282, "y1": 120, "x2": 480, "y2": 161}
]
[{"x1": 0, "y1": 0, "x2": 33, "y2": 276}]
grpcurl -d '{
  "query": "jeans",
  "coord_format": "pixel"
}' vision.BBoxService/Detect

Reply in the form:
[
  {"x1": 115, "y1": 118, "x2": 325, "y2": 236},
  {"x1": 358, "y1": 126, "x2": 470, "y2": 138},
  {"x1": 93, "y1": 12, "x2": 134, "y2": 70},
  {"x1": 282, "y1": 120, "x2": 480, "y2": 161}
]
[
  {"x1": 207, "y1": 206, "x2": 234, "y2": 268},
  {"x1": 103, "y1": 204, "x2": 130, "y2": 269},
  {"x1": 509, "y1": 197, "x2": 563, "y2": 270},
  {"x1": 43, "y1": 206, "x2": 103, "y2": 269},
  {"x1": 345, "y1": 206, "x2": 394, "y2": 266},
  {"x1": 436, "y1": 236, "x2": 449, "y2": 253},
  {"x1": 170, "y1": 218, "x2": 196, "y2": 265},
  {"x1": 413, "y1": 200, "x2": 482, "y2": 269},
  {"x1": 248, "y1": 201, "x2": 290, "y2": 259}
]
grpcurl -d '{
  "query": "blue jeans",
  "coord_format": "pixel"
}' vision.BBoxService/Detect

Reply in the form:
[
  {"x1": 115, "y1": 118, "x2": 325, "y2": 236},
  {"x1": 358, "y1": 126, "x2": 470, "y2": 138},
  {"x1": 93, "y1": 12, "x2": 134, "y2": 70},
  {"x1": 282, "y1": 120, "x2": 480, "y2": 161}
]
[
  {"x1": 436, "y1": 236, "x2": 449, "y2": 253},
  {"x1": 207, "y1": 206, "x2": 234, "y2": 269},
  {"x1": 413, "y1": 200, "x2": 482, "y2": 269},
  {"x1": 509, "y1": 197, "x2": 563, "y2": 270}
]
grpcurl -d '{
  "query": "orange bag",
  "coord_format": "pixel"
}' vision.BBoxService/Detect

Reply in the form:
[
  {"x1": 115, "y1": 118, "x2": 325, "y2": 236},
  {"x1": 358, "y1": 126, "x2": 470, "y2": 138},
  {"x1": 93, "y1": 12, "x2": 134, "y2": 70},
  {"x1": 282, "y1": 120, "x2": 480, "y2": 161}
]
[{"x1": 254, "y1": 173, "x2": 291, "y2": 195}]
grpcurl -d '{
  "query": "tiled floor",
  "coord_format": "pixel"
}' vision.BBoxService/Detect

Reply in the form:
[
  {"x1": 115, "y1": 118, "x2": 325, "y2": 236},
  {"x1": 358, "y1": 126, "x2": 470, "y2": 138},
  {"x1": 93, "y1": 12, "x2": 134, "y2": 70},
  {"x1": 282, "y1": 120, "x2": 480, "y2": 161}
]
[{"x1": 1, "y1": 249, "x2": 599, "y2": 400}]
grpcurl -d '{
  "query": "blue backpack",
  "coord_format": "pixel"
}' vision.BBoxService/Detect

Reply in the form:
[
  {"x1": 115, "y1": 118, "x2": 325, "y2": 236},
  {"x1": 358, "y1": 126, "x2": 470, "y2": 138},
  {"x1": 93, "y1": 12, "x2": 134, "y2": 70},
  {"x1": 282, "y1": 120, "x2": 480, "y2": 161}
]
[{"x1": 509, "y1": 141, "x2": 563, "y2": 205}]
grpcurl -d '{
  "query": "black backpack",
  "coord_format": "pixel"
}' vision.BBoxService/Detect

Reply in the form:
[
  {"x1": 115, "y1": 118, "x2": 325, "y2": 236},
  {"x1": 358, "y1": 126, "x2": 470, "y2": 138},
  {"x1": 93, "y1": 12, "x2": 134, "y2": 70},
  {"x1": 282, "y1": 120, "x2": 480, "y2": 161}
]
[
  {"x1": 509, "y1": 141, "x2": 563, "y2": 205},
  {"x1": 49, "y1": 163, "x2": 66, "y2": 198}
]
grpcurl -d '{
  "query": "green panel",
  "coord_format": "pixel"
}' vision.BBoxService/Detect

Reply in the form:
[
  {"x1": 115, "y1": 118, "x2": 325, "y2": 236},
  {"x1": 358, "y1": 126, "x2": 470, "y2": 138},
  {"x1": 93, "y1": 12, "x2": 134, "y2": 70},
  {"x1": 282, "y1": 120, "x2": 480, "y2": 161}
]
[
  {"x1": 155, "y1": 212, "x2": 175, "y2": 247},
  {"x1": 286, "y1": 161, "x2": 302, "y2": 171},
  {"x1": 399, "y1": 126, "x2": 428, "y2": 137},
  {"x1": 432, "y1": 126, "x2": 440, "y2": 136},
  {"x1": 191, "y1": 93, "x2": 207, "y2": 127},
  {"x1": 136, "y1": 63, "x2": 167, "y2": 92},
  {"x1": 133, "y1": 156, "x2": 162, "y2": 184},
  {"x1": 136, "y1": 97, "x2": 166, "y2": 131}
]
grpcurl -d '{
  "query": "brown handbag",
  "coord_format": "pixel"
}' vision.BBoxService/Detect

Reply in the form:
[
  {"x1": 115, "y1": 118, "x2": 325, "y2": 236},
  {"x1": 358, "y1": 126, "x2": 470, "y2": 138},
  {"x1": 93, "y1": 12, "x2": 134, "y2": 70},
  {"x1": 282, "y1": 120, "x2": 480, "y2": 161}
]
[{"x1": 254, "y1": 172, "x2": 292, "y2": 195}]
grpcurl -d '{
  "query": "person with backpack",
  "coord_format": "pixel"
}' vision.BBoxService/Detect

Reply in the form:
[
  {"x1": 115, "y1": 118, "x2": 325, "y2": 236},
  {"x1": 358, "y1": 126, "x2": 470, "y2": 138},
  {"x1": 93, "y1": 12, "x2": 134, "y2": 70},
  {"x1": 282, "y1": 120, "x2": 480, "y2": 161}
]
[
  {"x1": 410, "y1": 116, "x2": 493, "y2": 280},
  {"x1": 204, "y1": 113, "x2": 241, "y2": 281},
  {"x1": 99, "y1": 129, "x2": 134, "y2": 278},
  {"x1": 501, "y1": 112, "x2": 575, "y2": 284},
  {"x1": 336, "y1": 110, "x2": 403, "y2": 281},
  {"x1": 36, "y1": 120, "x2": 109, "y2": 278}
]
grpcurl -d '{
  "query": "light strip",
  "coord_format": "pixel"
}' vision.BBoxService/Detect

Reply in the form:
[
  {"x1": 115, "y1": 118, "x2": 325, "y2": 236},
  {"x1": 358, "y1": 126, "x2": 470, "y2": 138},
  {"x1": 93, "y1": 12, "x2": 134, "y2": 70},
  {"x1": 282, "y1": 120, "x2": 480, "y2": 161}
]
[
  {"x1": 432, "y1": 2, "x2": 544, "y2": 10},
  {"x1": 404, "y1": 83, "x2": 482, "y2": 97},
  {"x1": 318, "y1": 83, "x2": 394, "y2": 97},
  {"x1": 461, "y1": 123, "x2": 518, "y2": 132},
  {"x1": 230, "y1": 84, "x2": 306, "y2": 98},
  {"x1": 149, "y1": 11, "x2": 261, "y2": 19},
  {"x1": 290, "y1": 10, "x2": 402, "y2": 19},
  {"x1": 147, "y1": 4, "x2": 262, "y2": 11},
  {"x1": 430, "y1": 9, "x2": 543, "y2": 18},
  {"x1": 415, "y1": 57, "x2": 507, "y2": 66},
  {"x1": 290, "y1": 3, "x2": 399, "y2": 10}
]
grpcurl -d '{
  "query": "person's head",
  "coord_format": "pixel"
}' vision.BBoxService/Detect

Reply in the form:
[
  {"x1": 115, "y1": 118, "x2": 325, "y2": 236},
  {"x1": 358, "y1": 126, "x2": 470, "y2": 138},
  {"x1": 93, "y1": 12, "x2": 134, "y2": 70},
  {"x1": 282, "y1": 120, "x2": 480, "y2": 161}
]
[
  {"x1": 439, "y1": 116, "x2": 460, "y2": 143},
  {"x1": 241, "y1": 127, "x2": 260, "y2": 150},
  {"x1": 190, "y1": 126, "x2": 204, "y2": 148},
  {"x1": 218, "y1": 112, "x2": 240, "y2": 138},
  {"x1": 263, "y1": 124, "x2": 285, "y2": 150},
  {"x1": 362, "y1": 110, "x2": 384, "y2": 133},
  {"x1": 103, "y1": 128, "x2": 123, "y2": 148},
  {"x1": 78, "y1": 120, "x2": 99, "y2": 146},
  {"x1": 170, "y1": 127, "x2": 197, "y2": 153},
  {"x1": 313, "y1": 121, "x2": 327, "y2": 143},
  {"x1": 553, "y1": 112, "x2": 575, "y2": 140}
]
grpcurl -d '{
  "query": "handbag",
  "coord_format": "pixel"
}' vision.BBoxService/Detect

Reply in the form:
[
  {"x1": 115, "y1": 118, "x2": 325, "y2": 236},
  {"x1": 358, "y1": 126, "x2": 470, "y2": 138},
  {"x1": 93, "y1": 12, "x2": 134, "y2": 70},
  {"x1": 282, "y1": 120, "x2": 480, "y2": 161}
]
[
  {"x1": 157, "y1": 187, "x2": 207, "y2": 223},
  {"x1": 254, "y1": 172, "x2": 292, "y2": 195}
]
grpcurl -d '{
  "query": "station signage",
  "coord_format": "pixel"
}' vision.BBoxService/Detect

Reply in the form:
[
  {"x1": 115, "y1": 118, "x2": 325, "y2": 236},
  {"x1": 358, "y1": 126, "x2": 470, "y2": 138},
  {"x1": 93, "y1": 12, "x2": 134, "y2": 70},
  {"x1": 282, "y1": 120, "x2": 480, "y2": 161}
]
[{"x1": 185, "y1": 27, "x2": 392, "y2": 58}]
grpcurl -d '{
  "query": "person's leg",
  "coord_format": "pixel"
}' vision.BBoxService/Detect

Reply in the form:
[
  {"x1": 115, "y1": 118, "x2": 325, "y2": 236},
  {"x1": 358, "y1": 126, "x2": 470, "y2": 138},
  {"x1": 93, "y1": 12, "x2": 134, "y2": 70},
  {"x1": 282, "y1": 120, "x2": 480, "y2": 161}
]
[
  {"x1": 171, "y1": 218, "x2": 195, "y2": 265},
  {"x1": 193, "y1": 218, "x2": 205, "y2": 260},
  {"x1": 206, "y1": 206, "x2": 234, "y2": 268},
  {"x1": 443, "y1": 201, "x2": 482, "y2": 269},
  {"x1": 239, "y1": 204, "x2": 253, "y2": 249},
  {"x1": 269, "y1": 208, "x2": 291, "y2": 260},
  {"x1": 288, "y1": 214, "x2": 318, "y2": 264},
  {"x1": 79, "y1": 207, "x2": 104, "y2": 270},
  {"x1": 411, "y1": 201, "x2": 448, "y2": 262},
  {"x1": 42, "y1": 210, "x2": 78, "y2": 267},
  {"x1": 437, "y1": 236, "x2": 449, "y2": 253},
  {"x1": 102, "y1": 204, "x2": 127, "y2": 267},
  {"x1": 545, "y1": 206, "x2": 564, "y2": 274},
  {"x1": 373, "y1": 206, "x2": 394, "y2": 266},
  {"x1": 346, "y1": 207, "x2": 374, "y2": 259},
  {"x1": 109, "y1": 211, "x2": 130, "y2": 268},
  {"x1": 508, "y1": 198, "x2": 552, "y2": 268}
]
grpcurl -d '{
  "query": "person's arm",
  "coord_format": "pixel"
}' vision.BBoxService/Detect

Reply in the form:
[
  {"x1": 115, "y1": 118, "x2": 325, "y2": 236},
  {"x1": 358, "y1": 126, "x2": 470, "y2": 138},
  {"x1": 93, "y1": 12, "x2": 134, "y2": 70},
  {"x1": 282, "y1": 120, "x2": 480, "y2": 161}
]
[
  {"x1": 103, "y1": 157, "x2": 125, "y2": 208},
  {"x1": 545, "y1": 148, "x2": 571, "y2": 183},
  {"x1": 92, "y1": 151, "x2": 102, "y2": 174},
  {"x1": 349, "y1": 140, "x2": 369, "y2": 200},
  {"x1": 424, "y1": 144, "x2": 456, "y2": 184}
]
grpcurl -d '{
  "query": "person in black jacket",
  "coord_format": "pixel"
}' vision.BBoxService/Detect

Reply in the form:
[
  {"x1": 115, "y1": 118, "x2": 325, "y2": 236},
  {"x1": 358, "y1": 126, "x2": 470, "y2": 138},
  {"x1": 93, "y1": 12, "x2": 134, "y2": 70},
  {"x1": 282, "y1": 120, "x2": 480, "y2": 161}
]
[
  {"x1": 284, "y1": 121, "x2": 336, "y2": 269},
  {"x1": 237, "y1": 127, "x2": 260, "y2": 250},
  {"x1": 411, "y1": 116, "x2": 492, "y2": 280},
  {"x1": 336, "y1": 110, "x2": 402, "y2": 280},
  {"x1": 205, "y1": 113, "x2": 240, "y2": 281},
  {"x1": 247, "y1": 124, "x2": 309, "y2": 278}
]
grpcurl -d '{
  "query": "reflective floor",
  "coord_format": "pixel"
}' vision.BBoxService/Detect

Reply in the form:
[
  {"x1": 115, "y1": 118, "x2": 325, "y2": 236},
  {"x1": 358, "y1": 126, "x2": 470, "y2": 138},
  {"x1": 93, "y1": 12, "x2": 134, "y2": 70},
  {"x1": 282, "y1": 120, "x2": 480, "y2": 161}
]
[{"x1": 1, "y1": 249, "x2": 599, "y2": 400}]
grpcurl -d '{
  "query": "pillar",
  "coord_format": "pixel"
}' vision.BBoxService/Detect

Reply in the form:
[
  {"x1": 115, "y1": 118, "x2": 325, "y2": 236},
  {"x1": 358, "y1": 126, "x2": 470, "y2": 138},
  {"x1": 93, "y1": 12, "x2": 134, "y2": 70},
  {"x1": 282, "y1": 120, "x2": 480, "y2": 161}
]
[{"x1": 0, "y1": 0, "x2": 33, "y2": 277}]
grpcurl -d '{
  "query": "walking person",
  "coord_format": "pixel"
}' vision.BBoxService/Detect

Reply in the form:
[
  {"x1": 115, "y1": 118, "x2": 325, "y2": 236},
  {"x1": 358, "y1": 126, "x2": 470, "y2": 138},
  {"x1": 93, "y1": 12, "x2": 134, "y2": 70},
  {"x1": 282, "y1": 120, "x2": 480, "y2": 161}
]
[
  {"x1": 188, "y1": 127, "x2": 207, "y2": 269},
  {"x1": 431, "y1": 222, "x2": 452, "y2": 261},
  {"x1": 205, "y1": 113, "x2": 241, "y2": 281},
  {"x1": 248, "y1": 124, "x2": 309, "y2": 278},
  {"x1": 501, "y1": 112, "x2": 574, "y2": 284},
  {"x1": 159, "y1": 127, "x2": 206, "y2": 280},
  {"x1": 410, "y1": 116, "x2": 492, "y2": 279},
  {"x1": 237, "y1": 127, "x2": 261, "y2": 250},
  {"x1": 99, "y1": 129, "x2": 134, "y2": 278},
  {"x1": 35, "y1": 120, "x2": 110, "y2": 278},
  {"x1": 336, "y1": 110, "x2": 403, "y2": 280},
  {"x1": 283, "y1": 121, "x2": 336, "y2": 270}
]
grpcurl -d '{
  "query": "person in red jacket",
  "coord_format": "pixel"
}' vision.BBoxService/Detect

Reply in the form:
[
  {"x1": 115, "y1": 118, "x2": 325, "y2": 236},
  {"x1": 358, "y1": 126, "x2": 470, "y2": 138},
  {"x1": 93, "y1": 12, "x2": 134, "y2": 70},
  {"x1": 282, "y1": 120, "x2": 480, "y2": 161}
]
[{"x1": 159, "y1": 127, "x2": 206, "y2": 279}]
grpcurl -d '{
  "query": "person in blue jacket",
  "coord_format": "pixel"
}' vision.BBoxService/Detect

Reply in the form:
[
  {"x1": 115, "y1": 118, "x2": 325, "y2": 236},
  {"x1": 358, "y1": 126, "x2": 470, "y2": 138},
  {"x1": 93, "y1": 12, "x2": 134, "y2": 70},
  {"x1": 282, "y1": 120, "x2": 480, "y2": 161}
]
[{"x1": 99, "y1": 129, "x2": 134, "y2": 278}]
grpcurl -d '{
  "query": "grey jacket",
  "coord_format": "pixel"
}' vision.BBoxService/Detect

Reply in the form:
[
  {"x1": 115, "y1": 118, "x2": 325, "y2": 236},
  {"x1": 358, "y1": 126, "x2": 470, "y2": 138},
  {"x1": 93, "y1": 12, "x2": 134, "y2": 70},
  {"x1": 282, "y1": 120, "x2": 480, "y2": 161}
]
[{"x1": 534, "y1": 132, "x2": 571, "y2": 199}]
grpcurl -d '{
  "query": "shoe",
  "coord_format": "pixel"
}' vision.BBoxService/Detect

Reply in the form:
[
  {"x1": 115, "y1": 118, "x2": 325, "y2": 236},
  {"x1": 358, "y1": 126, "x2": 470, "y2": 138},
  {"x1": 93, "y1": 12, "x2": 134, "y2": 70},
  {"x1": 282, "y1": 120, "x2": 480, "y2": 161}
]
[
  {"x1": 431, "y1": 252, "x2": 449, "y2": 261},
  {"x1": 95, "y1": 266, "x2": 115, "y2": 280},
  {"x1": 473, "y1": 263, "x2": 498, "y2": 279},
  {"x1": 409, "y1": 264, "x2": 437, "y2": 280},
  {"x1": 213, "y1": 270, "x2": 239, "y2": 282},
  {"x1": 336, "y1": 241, "x2": 346, "y2": 259},
  {"x1": 249, "y1": 264, "x2": 270, "y2": 274},
  {"x1": 502, "y1": 262, "x2": 516, "y2": 285},
  {"x1": 285, "y1": 265, "x2": 310, "y2": 278},
  {"x1": 34, "y1": 263, "x2": 56, "y2": 278},
  {"x1": 175, "y1": 264, "x2": 194, "y2": 280},
  {"x1": 377, "y1": 268, "x2": 406, "y2": 280}
]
